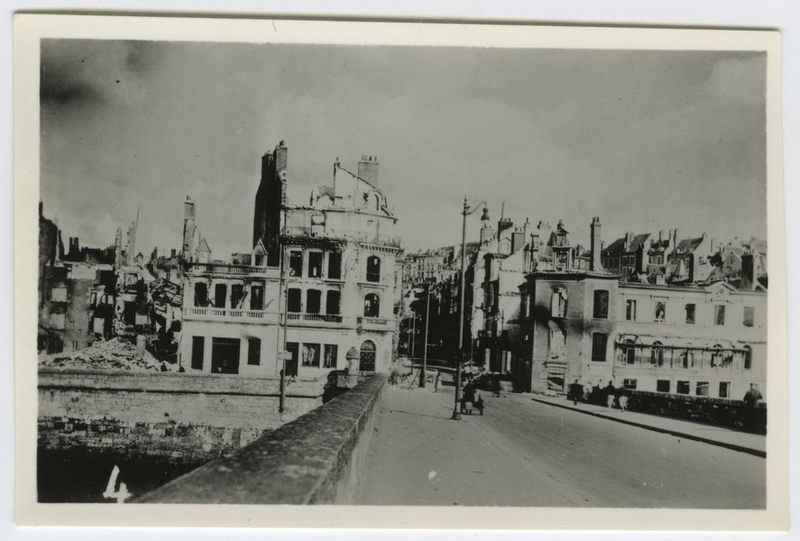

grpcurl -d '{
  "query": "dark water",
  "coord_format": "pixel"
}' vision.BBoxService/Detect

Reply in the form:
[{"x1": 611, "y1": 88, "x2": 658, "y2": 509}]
[{"x1": 38, "y1": 450, "x2": 203, "y2": 503}]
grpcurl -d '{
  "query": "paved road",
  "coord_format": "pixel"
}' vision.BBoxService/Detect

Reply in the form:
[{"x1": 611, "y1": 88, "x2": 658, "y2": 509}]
[{"x1": 353, "y1": 386, "x2": 765, "y2": 508}]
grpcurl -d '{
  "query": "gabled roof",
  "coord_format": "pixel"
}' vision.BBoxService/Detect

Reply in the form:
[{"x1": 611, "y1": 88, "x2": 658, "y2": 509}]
[
  {"x1": 648, "y1": 239, "x2": 670, "y2": 253},
  {"x1": 602, "y1": 233, "x2": 651, "y2": 257},
  {"x1": 674, "y1": 237, "x2": 704, "y2": 254},
  {"x1": 196, "y1": 237, "x2": 212, "y2": 254}
]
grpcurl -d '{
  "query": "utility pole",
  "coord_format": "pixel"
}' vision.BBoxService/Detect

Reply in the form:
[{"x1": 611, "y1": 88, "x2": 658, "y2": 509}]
[
  {"x1": 420, "y1": 285, "x2": 431, "y2": 388},
  {"x1": 453, "y1": 197, "x2": 487, "y2": 421},
  {"x1": 278, "y1": 208, "x2": 289, "y2": 417}
]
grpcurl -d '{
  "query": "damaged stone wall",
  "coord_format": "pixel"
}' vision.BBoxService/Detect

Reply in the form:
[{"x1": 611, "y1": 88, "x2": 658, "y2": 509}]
[{"x1": 38, "y1": 369, "x2": 325, "y2": 464}]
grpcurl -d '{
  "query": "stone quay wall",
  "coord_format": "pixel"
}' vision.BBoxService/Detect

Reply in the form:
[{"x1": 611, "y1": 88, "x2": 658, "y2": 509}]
[
  {"x1": 38, "y1": 369, "x2": 326, "y2": 464},
  {"x1": 134, "y1": 374, "x2": 387, "y2": 504}
]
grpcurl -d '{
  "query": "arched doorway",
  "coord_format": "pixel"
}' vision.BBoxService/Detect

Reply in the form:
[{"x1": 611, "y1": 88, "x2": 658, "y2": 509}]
[{"x1": 359, "y1": 340, "x2": 376, "y2": 372}]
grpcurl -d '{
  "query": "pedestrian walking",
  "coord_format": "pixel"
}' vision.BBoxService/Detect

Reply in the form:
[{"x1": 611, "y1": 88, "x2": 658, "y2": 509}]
[
  {"x1": 568, "y1": 379, "x2": 582, "y2": 406},
  {"x1": 616, "y1": 386, "x2": 629, "y2": 412},
  {"x1": 461, "y1": 378, "x2": 476, "y2": 415},
  {"x1": 605, "y1": 381, "x2": 617, "y2": 410},
  {"x1": 742, "y1": 383, "x2": 763, "y2": 432}
]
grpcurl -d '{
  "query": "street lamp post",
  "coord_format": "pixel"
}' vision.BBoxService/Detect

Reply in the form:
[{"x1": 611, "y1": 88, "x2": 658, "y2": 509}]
[
  {"x1": 452, "y1": 197, "x2": 487, "y2": 421},
  {"x1": 419, "y1": 285, "x2": 431, "y2": 388}
]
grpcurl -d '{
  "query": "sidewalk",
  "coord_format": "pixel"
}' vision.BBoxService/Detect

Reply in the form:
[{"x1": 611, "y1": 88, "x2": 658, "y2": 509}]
[{"x1": 507, "y1": 392, "x2": 766, "y2": 457}]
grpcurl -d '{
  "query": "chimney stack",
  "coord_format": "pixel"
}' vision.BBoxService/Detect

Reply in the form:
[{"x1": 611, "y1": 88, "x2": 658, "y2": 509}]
[
  {"x1": 511, "y1": 228, "x2": 525, "y2": 254},
  {"x1": 590, "y1": 217, "x2": 603, "y2": 272},
  {"x1": 479, "y1": 207, "x2": 494, "y2": 244},
  {"x1": 357, "y1": 155, "x2": 379, "y2": 187},
  {"x1": 274, "y1": 140, "x2": 288, "y2": 174}
]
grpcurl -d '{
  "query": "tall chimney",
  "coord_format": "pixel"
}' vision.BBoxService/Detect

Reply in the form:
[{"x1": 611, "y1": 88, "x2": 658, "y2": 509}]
[
  {"x1": 183, "y1": 196, "x2": 196, "y2": 261},
  {"x1": 590, "y1": 216, "x2": 603, "y2": 271},
  {"x1": 358, "y1": 155, "x2": 379, "y2": 187},
  {"x1": 741, "y1": 254, "x2": 755, "y2": 290},
  {"x1": 479, "y1": 207, "x2": 493, "y2": 244},
  {"x1": 511, "y1": 228, "x2": 525, "y2": 253},
  {"x1": 274, "y1": 140, "x2": 288, "y2": 174}
]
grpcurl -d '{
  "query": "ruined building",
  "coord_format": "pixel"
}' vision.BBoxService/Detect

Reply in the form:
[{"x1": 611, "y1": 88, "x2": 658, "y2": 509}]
[{"x1": 179, "y1": 143, "x2": 401, "y2": 377}]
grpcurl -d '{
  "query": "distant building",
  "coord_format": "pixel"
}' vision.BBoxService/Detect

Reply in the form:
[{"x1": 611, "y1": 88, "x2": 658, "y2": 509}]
[
  {"x1": 601, "y1": 231, "x2": 652, "y2": 280},
  {"x1": 179, "y1": 143, "x2": 401, "y2": 377},
  {"x1": 517, "y1": 219, "x2": 767, "y2": 401},
  {"x1": 38, "y1": 202, "x2": 117, "y2": 354}
]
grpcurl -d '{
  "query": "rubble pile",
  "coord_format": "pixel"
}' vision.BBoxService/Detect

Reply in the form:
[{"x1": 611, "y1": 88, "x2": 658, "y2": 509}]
[{"x1": 39, "y1": 338, "x2": 178, "y2": 372}]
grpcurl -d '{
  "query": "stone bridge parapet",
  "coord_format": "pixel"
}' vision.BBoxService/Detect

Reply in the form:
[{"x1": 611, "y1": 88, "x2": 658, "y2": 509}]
[{"x1": 134, "y1": 374, "x2": 387, "y2": 504}]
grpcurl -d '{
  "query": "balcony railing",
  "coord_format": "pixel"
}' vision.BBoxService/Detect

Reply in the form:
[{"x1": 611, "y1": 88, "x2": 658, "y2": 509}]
[
  {"x1": 184, "y1": 307, "x2": 276, "y2": 322},
  {"x1": 287, "y1": 313, "x2": 344, "y2": 324},
  {"x1": 358, "y1": 316, "x2": 390, "y2": 328},
  {"x1": 188, "y1": 263, "x2": 278, "y2": 275},
  {"x1": 282, "y1": 226, "x2": 401, "y2": 247}
]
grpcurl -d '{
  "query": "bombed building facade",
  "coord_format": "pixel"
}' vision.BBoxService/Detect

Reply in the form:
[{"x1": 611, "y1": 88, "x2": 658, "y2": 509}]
[
  {"x1": 516, "y1": 218, "x2": 768, "y2": 402},
  {"x1": 179, "y1": 142, "x2": 401, "y2": 378}
]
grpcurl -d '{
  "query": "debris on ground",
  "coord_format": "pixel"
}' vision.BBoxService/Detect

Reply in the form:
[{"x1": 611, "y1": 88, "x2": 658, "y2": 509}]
[{"x1": 38, "y1": 337, "x2": 178, "y2": 372}]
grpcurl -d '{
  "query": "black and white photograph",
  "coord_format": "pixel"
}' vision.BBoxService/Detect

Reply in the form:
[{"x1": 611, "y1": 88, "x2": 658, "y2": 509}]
[{"x1": 13, "y1": 14, "x2": 788, "y2": 532}]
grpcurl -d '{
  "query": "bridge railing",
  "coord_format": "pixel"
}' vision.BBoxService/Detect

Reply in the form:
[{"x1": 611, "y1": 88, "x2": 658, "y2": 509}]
[{"x1": 133, "y1": 374, "x2": 387, "y2": 504}]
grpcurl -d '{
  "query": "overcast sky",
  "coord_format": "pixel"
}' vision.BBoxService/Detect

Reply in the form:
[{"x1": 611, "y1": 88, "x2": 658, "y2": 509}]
[{"x1": 39, "y1": 40, "x2": 767, "y2": 257}]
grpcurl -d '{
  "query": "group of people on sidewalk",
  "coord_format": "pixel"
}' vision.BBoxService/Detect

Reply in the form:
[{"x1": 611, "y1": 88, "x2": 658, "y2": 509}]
[{"x1": 567, "y1": 379, "x2": 629, "y2": 411}]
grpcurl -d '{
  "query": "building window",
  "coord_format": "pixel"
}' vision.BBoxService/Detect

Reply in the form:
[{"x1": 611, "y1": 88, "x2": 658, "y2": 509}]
[
  {"x1": 551, "y1": 288, "x2": 567, "y2": 318},
  {"x1": 625, "y1": 299, "x2": 637, "y2": 321},
  {"x1": 591, "y1": 332, "x2": 608, "y2": 362},
  {"x1": 327, "y1": 252, "x2": 342, "y2": 279},
  {"x1": 676, "y1": 381, "x2": 690, "y2": 395},
  {"x1": 743, "y1": 306, "x2": 755, "y2": 327},
  {"x1": 194, "y1": 283, "x2": 208, "y2": 307},
  {"x1": 743, "y1": 345, "x2": 752, "y2": 370},
  {"x1": 211, "y1": 337, "x2": 240, "y2": 374},
  {"x1": 306, "y1": 289, "x2": 322, "y2": 314},
  {"x1": 623, "y1": 379, "x2": 637, "y2": 390},
  {"x1": 593, "y1": 290, "x2": 609, "y2": 319},
  {"x1": 287, "y1": 288, "x2": 302, "y2": 313},
  {"x1": 191, "y1": 336, "x2": 204, "y2": 370},
  {"x1": 359, "y1": 340, "x2": 376, "y2": 372},
  {"x1": 326, "y1": 290, "x2": 341, "y2": 315},
  {"x1": 710, "y1": 344, "x2": 723, "y2": 368},
  {"x1": 696, "y1": 381, "x2": 709, "y2": 397},
  {"x1": 250, "y1": 284, "x2": 264, "y2": 310},
  {"x1": 680, "y1": 350, "x2": 694, "y2": 369},
  {"x1": 719, "y1": 381, "x2": 730, "y2": 399},
  {"x1": 289, "y1": 250, "x2": 303, "y2": 277},
  {"x1": 285, "y1": 342, "x2": 299, "y2": 377},
  {"x1": 549, "y1": 328, "x2": 566, "y2": 358},
  {"x1": 654, "y1": 301, "x2": 666, "y2": 322},
  {"x1": 625, "y1": 340, "x2": 636, "y2": 365},
  {"x1": 650, "y1": 341, "x2": 665, "y2": 366},
  {"x1": 366, "y1": 256, "x2": 381, "y2": 282},
  {"x1": 308, "y1": 252, "x2": 323, "y2": 278},
  {"x1": 302, "y1": 343, "x2": 321, "y2": 367},
  {"x1": 714, "y1": 304, "x2": 726, "y2": 326},
  {"x1": 231, "y1": 284, "x2": 244, "y2": 309},
  {"x1": 247, "y1": 338, "x2": 261, "y2": 366},
  {"x1": 51, "y1": 287, "x2": 68, "y2": 303},
  {"x1": 323, "y1": 344, "x2": 338, "y2": 369},
  {"x1": 214, "y1": 284, "x2": 227, "y2": 309},
  {"x1": 656, "y1": 380, "x2": 671, "y2": 393},
  {"x1": 364, "y1": 293, "x2": 380, "y2": 318},
  {"x1": 685, "y1": 303, "x2": 695, "y2": 324}
]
